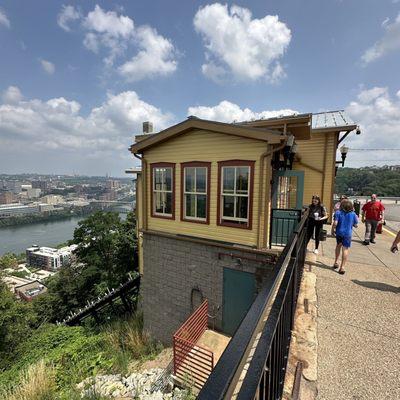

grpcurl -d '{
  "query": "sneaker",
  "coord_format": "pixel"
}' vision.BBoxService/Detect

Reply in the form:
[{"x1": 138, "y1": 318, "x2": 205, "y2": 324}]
[
  {"x1": 363, "y1": 241, "x2": 369, "y2": 245},
  {"x1": 370, "y1": 239, "x2": 376, "y2": 244},
  {"x1": 314, "y1": 249, "x2": 319, "y2": 254}
]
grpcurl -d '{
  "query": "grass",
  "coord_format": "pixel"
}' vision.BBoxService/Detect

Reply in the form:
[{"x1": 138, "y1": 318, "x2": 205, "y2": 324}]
[
  {"x1": 0, "y1": 360, "x2": 56, "y2": 400},
  {"x1": 0, "y1": 313, "x2": 163, "y2": 399},
  {"x1": 103, "y1": 312, "x2": 162, "y2": 373}
]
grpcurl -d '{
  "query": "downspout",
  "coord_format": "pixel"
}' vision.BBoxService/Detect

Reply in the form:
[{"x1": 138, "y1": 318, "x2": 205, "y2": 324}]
[
  {"x1": 257, "y1": 140, "x2": 287, "y2": 249},
  {"x1": 134, "y1": 153, "x2": 148, "y2": 231},
  {"x1": 321, "y1": 135, "x2": 328, "y2": 203}
]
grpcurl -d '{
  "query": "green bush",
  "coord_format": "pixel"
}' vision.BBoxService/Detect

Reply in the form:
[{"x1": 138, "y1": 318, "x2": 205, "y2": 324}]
[{"x1": 0, "y1": 324, "x2": 112, "y2": 394}]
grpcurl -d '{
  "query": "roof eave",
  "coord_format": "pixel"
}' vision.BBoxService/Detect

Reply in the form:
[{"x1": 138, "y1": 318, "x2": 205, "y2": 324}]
[{"x1": 130, "y1": 118, "x2": 285, "y2": 153}]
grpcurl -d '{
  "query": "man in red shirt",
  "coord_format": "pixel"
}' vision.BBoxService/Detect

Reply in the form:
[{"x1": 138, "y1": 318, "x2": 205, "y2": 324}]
[{"x1": 361, "y1": 194, "x2": 385, "y2": 245}]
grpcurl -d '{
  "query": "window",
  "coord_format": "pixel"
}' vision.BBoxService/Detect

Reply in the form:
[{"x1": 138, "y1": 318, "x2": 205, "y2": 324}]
[
  {"x1": 218, "y1": 161, "x2": 254, "y2": 229},
  {"x1": 151, "y1": 163, "x2": 175, "y2": 219},
  {"x1": 181, "y1": 162, "x2": 210, "y2": 223}
]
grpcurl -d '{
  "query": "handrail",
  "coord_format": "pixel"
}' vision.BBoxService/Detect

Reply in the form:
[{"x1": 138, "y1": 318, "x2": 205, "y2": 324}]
[{"x1": 198, "y1": 209, "x2": 309, "y2": 399}]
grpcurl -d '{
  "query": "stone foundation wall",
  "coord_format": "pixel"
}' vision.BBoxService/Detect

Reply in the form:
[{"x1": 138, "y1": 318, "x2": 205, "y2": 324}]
[{"x1": 141, "y1": 232, "x2": 276, "y2": 345}]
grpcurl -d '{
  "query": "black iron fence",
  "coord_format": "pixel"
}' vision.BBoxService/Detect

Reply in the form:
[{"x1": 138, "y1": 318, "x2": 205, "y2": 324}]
[{"x1": 198, "y1": 210, "x2": 308, "y2": 400}]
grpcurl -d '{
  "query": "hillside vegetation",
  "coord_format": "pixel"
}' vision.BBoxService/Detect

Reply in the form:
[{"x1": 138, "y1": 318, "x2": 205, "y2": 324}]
[
  {"x1": 335, "y1": 167, "x2": 400, "y2": 196},
  {"x1": 0, "y1": 211, "x2": 162, "y2": 399}
]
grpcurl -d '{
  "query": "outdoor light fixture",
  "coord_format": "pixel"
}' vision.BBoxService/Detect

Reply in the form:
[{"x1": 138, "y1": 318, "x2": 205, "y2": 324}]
[
  {"x1": 336, "y1": 144, "x2": 349, "y2": 167},
  {"x1": 281, "y1": 134, "x2": 297, "y2": 170}
]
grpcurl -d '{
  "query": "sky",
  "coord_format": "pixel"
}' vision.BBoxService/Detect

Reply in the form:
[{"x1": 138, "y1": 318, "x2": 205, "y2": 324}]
[{"x1": 0, "y1": 0, "x2": 400, "y2": 176}]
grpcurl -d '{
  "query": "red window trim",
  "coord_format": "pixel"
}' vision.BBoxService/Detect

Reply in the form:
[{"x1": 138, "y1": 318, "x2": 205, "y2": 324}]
[
  {"x1": 217, "y1": 160, "x2": 255, "y2": 230},
  {"x1": 150, "y1": 162, "x2": 176, "y2": 220},
  {"x1": 180, "y1": 161, "x2": 211, "y2": 225}
]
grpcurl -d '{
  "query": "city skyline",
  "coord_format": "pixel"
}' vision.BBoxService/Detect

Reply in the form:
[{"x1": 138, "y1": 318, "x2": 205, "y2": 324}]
[{"x1": 1, "y1": 1, "x2": 400, "y2": 176}]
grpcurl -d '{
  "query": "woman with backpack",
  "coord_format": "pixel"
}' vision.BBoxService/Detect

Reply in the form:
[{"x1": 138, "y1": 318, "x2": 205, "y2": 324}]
[
  {"x1": 306, "y1": 195, "x2": 328, "y2": 254},
  {"x1": 331, "y1": 199, "x2": 359, "y2": 274}
]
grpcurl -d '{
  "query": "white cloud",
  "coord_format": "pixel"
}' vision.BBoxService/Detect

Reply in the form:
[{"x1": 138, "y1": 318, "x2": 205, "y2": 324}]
[
  {"x1": 188, "y1": 100, "x2": 297, "y2": 122},
  {"x1": 58, "y1": 4, "x2": 178, "y2": 79},
  {"x1": 193, "y1": 3, "x2": 291, "y2": 82},
  {"x1": 40, "y1": 59, "x2": 55, "y2": 75},
  {"x1": 57, "y1": 5, "x2": 81, "y2": 32},
  {"x1": 2, "y1": 86, "x2": 23, "y2": 104},
  {"x1": 0, "y1": 87, "x2": 173, "y2": 161},
  {"x1": 345, "y1": 86, "x2": 400, "y2": 166},
  {"x1": 361, "y1": 14, "x2": 400, "y2": 64},
  {"x1": 0, "y1": 8, "x2": 10, "y2": 28},
  {"x1": 118, "y1": 25, "x2": 177, "y2": 82},
  {"x1": 83, "y1": 5, "x2": 134, "y2": 38}
]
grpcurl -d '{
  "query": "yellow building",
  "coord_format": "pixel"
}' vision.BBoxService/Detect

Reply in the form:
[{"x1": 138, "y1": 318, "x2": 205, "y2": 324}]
[{"x1": 129, "y1": 111, "x2": 358, "y2": 343}]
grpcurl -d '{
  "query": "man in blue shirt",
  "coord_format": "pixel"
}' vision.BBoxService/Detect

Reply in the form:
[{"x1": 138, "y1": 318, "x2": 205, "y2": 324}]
[{"x1": 331, "y1": 199, "x2": 358, "y2": 274}]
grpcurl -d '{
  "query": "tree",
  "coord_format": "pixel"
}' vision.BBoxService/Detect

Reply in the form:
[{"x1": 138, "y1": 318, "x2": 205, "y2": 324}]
[
  {"x1": 0, "y1": 281, "x2": 36, "y2": 368},
  {"x1": 33, "y1": 211, "x2": 138, "y2": 323},
  {"x1": 0, "y1": 253, "x2": 18, "y2": 270}
]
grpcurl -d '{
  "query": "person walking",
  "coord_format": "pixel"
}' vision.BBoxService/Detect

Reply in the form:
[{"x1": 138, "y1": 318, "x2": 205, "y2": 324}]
[
  {"x1": 306, "y1": 195, "x2": 328, "y2": 254},
  {"x1": 331, "y1": 199, "x2": 358, "y2": 274},
  {"x1": 334, "y1": 195, "x2": 348, "y2": 212},
  {"x1": 361, "y1": 194, "x2": 385, "y2": 245}
]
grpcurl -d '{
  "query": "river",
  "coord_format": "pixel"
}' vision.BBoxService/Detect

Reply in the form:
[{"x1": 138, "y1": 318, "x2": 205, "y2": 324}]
[
  {"x1": 0, "y1": 212, "x2": 128, "y2": 256},
  {"x1": 0, "y1": 216, "x2": 84, "y2": 255}
]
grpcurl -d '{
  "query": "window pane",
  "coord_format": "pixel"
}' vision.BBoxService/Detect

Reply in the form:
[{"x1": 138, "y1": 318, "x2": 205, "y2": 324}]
[
  {"x1": 223, "y1": 195, "x2": 235, "y2": 217},
  {"x1": 164, "y1": 168, "x2": 172, "y2": 191},
  {"x1": 236, "y1": 167, "x2": 249, "y2": 193},
  {"x1": 165, "y1": 192, "x2": 172, "y2": 214},
  {"x1": 154, "y1": 192, "x2": 163, "y2": 213},
  {"x1": 185, "y1": 194, "x2": 196, "y2": 218},
  {"x1": 196, "y1": 168, "x2": 207, "y2": 193},
  {"x1": 154, "y1": 169, "x2": 163, "y2": 190},
  {"x1": 237, "y1": 196, "x2": 248, "y2": 219},
  {"x1": 197, "y1": 195, "x2": 206, "y2": 219},
  {"x1": 185, "y1": 167, "x2": 195, "y2": 193},
  {"x1": 223, "y1": 167, "x2": 235, "y2": 193}
]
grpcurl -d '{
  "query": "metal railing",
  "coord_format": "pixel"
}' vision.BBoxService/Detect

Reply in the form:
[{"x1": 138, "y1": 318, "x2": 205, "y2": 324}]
[
  {"x1": 270, "y1": 208, "x2": 302, "y2": 247},
  {"x1": 173, "y1": 300, "x2": 214, "y2": 390},
  {"x1": 198, "y1": 210, "x2": 308, "y2": 400}
]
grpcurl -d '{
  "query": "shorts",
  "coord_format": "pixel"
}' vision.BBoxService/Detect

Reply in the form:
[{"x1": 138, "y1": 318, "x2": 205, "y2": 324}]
[{"x1": 336, "y1": 235, "x2": 352, "y2": 248}]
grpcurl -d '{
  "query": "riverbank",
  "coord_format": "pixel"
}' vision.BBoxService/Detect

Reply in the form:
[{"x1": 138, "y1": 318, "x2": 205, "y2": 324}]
[{"x1": 0, "y1": 207, "x2": 93, "y2": 228}]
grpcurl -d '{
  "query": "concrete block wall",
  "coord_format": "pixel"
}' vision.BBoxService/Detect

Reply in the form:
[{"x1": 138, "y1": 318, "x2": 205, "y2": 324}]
[{"x1": 141, "y1": 232, "x2": 276, "y2": 345}]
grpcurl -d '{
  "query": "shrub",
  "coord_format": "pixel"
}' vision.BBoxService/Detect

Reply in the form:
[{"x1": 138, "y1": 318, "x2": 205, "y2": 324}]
[{"x1": 104, "y1": 312, "x2": 162, "y2": 372}]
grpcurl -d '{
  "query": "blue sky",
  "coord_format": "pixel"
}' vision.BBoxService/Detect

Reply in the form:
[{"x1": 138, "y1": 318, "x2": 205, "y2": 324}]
[{"x1": 0, "y1": 1, "x2": 400, "y2": 176}]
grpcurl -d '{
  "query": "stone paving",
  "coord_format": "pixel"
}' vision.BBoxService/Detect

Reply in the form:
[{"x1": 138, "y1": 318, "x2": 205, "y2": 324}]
[{"x1": 311, "y1": 225, "x2": 400, "y2": 400}]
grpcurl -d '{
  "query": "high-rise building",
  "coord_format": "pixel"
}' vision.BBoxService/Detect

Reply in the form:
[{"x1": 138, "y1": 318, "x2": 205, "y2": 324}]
[
  {"x1": 106, "y1": 180, "x2": 120, "y2": 190},
  {"x1": 0, "y1": 192, "x2": 17, "y2": 204},
  {"x1": 27, "y1": 188, "x2": 41, "y2": 198},
  {"x1": 6, "y1": 181, "x2": 22, "y2": 194},
  {"x1": 32, "y1": 180, "x2": 48, "y2": 191}
]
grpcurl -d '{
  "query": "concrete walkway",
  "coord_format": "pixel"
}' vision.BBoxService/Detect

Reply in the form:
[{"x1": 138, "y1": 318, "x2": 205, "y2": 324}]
[{"x1": 310, "y1": 225, "x2": 400, "y2": 400}]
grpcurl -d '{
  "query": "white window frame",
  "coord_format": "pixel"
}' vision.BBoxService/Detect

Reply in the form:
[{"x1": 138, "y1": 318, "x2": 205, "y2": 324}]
[
  {"x1": 183, "y1": 166, "x2": 208, "y2": 221},
  {"x1": 221, "y1": 166, "x2": 250, "y2": 223},
  {"x1": 153, "y1": 167, "x2": 173, "y2": 217}
]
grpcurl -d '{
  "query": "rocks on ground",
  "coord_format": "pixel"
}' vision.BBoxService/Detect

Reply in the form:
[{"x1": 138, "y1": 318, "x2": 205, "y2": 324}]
[{"x1": 77, "y1": 368, "x2": 192, "y2": 399}]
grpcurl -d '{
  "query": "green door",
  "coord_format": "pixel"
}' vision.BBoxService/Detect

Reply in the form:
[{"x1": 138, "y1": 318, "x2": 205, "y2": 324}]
[
  {"x1": 270, "y1": 170, "x2": 304, "y2": 246},
  {"x1": 222, "y1": 268, "x2": 256, "y2": 336}
]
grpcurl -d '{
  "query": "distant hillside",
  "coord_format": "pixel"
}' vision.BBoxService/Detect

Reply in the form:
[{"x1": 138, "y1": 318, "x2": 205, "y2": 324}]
[{"x1": 335, "y1": 167, "x2": 400, "y2": 196}]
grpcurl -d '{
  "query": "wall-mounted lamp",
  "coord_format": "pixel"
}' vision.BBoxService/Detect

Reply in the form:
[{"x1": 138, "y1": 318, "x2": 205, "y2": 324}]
[{"x1": 336, "y1": 144, "x2": 349, "y2": 167}]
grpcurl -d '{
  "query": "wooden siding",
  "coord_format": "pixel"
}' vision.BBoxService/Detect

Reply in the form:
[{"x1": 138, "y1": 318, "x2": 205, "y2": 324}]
[
  {"x1": 293, "y1": 131, "x2": 337, "y2": 217},
  {"x1": 143, "y1": 130, "x2": 271, "y2": 247}
]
